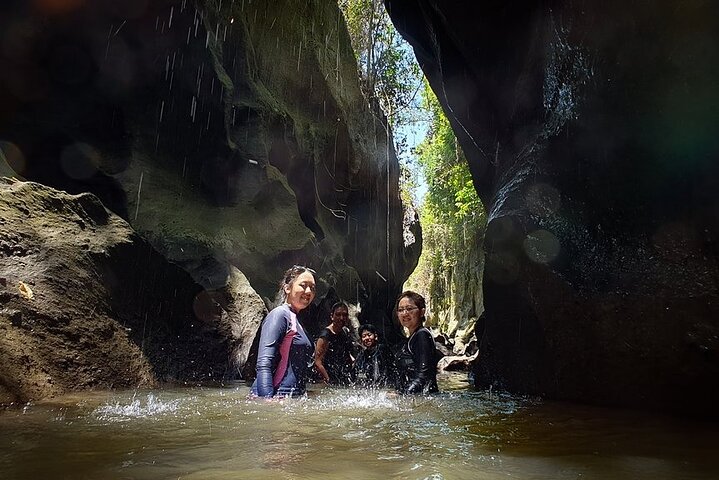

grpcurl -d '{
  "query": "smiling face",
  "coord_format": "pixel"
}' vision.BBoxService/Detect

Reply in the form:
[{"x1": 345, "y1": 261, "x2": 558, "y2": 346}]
[
  {"x1": 397, "y1": 296, "x2": 424, "y2": 335},
  {"x1": 360, "y1": 329, "x2": 378, "y2": 349},
  {"x1": 284, "y1": 271, "x2": 316, "y2": 312},
  {"x1": 330, "y1": 305, "x2": 349, "y2": 329}
]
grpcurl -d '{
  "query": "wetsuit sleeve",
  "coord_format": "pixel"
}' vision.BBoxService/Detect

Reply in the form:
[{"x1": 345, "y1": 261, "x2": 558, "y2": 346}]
[
  {"x1": 255, "y1": 309, "x2": 288, "y2": 397},
  {"x1": 379, "y1": 344, "x2": 397, "y2": 386},
  {"x1": 404, "y1": 330, "x2": 436, "y2": 394}
]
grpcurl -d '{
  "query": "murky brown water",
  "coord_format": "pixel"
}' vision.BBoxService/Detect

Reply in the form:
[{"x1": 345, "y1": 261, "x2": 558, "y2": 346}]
[{"x1": 1, "y1": 373, "x2": 717, "y2": 479}]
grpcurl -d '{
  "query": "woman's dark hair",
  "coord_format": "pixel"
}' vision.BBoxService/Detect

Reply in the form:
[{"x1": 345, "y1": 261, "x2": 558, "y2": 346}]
[
  {"x1": 396, "y1": 290, "x2": 426, "y2": 310},
  {"x1": 330, "y1": 301, "x2": 349, "y2": 314},
  {"x1": 395, "y1": 290, "x2": 426, "y2": 323},
  {"x1": 278, "y1": 265, "x2": 316, "y2": 299}
]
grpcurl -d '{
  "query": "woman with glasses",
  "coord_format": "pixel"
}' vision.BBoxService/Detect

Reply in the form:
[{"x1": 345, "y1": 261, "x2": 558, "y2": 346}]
[
  {"x1": 250, "y1": 265, "x2": 316, "y2": 398},
  {"x1": 395, "y1": 290, "x2": 439, "y2": 394},
  {"x1": 314, "y1": 301, "x2": 356, "y2": 385}
]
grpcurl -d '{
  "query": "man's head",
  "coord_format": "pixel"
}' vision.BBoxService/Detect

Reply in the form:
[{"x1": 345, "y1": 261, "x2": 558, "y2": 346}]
[{"x1": 358, "y1": 323, "x2": 379, "y2": 349}]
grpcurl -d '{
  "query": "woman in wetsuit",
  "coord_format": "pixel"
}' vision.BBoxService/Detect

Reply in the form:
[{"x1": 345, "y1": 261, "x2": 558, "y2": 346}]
[
  {"x1": 395, "y1": 291, "x2": 439, "y2": 394},
  {"x1": 250, "y1": 265, "x2": 316, "y2": 398},
  {"x1": 314, "y1": 301, "x2": 355, "y2": 385}
]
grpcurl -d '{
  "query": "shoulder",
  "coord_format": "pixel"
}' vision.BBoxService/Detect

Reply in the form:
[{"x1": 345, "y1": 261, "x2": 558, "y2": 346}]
[
  {"x1": 264, "y1": 305, "x2": 291, "y2": 328},
  {"x1": 377, "y1": 344, "x2": 392, "y2": 354},
  {"x1": 410, "y1": 328, "x2": 434, "y2": 346},
  {"x1": 318, "y1": 327, "x2": 333, "y2": 339}
]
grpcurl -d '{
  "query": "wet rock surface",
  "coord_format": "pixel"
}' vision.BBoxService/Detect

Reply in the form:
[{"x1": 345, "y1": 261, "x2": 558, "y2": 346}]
[
  {"x1": 0, "y1": 179, "x2": 258, "y2": 404},
  {"x1": 0, "y1": 0, "x2": 418, "y2": 340},
  {"x1": 387, "y1": 0, "x2": 719, "y2": 416}
]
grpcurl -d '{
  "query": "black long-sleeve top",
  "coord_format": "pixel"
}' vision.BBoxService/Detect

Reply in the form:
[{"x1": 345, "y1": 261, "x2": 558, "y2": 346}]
[{"x1": 396, "y1": 327, "x2": 439, "y2": 394}]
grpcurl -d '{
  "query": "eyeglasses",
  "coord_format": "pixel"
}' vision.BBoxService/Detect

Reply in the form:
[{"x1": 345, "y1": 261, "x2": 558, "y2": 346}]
[{"x1": 397, "y1": 306, "x2": 419, "y2": 314}]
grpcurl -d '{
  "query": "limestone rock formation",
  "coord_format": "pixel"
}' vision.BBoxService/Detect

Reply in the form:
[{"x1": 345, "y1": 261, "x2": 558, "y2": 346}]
[
  {"x1": 0, "y1": 179, "x2": 260, "y2": 403},
  {"x1": 0, "y1": 0, "x2": 419, "y2": 342},
  {"x1": 386, "y1": 0, "x2": 719, "y2": 416}
]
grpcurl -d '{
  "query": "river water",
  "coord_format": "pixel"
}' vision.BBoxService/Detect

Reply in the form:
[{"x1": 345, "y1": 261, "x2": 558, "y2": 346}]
[{"x1": 1, "y1": 373, "x2": 717, "y2": 480}]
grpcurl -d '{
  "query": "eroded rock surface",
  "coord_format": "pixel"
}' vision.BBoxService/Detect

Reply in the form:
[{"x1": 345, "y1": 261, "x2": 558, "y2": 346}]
[
  {"x1": 0, "y1": 0, "x2": 418, "y2": 341},
  {"x1": 0, "y1": 179, "x2": 259, "y2": 403}
]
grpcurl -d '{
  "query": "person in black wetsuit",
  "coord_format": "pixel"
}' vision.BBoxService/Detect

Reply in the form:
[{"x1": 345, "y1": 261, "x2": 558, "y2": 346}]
[
  {"x1": 395, "y1": 291, "x2": 439, "y2": 394},
  {"x1": 314, "y1": 301, "x2": 355, "y2": 385},
  {"x1": 353, "y1": 323, "x2": 396, "y2": 388},
  {"x1": 250, "y1": 265, "x2": 316, "y2": 398}
]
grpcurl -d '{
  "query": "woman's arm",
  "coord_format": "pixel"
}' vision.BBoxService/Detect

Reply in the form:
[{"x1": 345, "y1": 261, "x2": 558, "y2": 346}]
[
  {"x1": 404, "y1": 330, "x2": 436, "y2": 394},
  {"x1": 255, "y1": 310, "x2": 287, "y2": 397},
  {"x1": 314, "y1": 337, "x2": 330, "y2": 383}
]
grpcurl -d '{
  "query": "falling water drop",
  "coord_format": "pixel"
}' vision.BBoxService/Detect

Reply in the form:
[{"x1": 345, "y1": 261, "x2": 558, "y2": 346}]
[
  {"x1": 297, "y1": 40, "x2": 302, "y2": 71},
  {"x1": 134, "y1": 172, "x2": 144, "y2": 221}
]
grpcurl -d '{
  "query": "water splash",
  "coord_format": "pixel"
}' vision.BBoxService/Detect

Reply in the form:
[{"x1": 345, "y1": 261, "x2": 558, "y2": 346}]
[
  {"x1": 297, "y1": 389, "x2": 407, "y2": 413},
  {"x1": 94, "y1": 393, "x2": 181, "y2": 422}
]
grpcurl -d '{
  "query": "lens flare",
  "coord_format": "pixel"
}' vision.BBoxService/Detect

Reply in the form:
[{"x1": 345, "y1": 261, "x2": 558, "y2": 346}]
[
  {"x1": 523, "y1": 229, "x2": 561, "y2": 264},
  {"x1": 60, "y1": 142, "x2": 100, "y2": 180},
  {"x1": 526, "y1": 183, "x2": 561, "y2": 217},
  {"x1": 0, "y1": 141, "x2": 26, "y2": 176}
]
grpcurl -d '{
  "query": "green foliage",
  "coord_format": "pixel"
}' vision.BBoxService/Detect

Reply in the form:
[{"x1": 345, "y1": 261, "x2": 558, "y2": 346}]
[
  {"x1": 338, "y1": 0, "x2": 422, "y2": 128},
  {"x1": 416, "y1": 81, "x2": 483, "y2": 226},
  {"x1": 338, "y1": 1, "x2": 485, "y2": 329},
  {"x1": 339, "y1": 0, "x2": 426, "y2": 245},
  {"x1": 408, "y1": 82, "x2": 485, "y2": 320}
]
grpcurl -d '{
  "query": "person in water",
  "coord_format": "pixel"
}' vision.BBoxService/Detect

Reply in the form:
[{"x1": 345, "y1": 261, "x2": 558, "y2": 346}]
[
  {"x1": 395, "y1": 291, "x2": 439, "y2": 394},
  {"x1": 250, "y1": 265, "x2": 316, "y2": 398},
  {"x1": 314, "y1": 301, "x2": 355, "y2": 385},
  {"x1": 353, "y1": 323, "x2": 396, "y2": 388}
]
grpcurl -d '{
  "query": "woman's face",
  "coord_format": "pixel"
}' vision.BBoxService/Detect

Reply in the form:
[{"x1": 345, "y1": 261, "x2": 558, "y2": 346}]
[
  {"x1": 397, "y1": 296, "x2": 424, "y2": 334},
  {"x1": 284, "y1": 271, "x2": 316, "y2": 312},
  {"x1": 331, "y1": 306, "x2": 349, "y2": 328}
]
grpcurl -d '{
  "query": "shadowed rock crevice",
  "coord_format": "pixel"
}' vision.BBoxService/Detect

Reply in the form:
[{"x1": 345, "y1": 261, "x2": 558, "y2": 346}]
[
  {"x1": 0, "y1": 179, "x2": 261, "y2": 404},
  {"x1": 386, "y1": 0, "x2": 719, "y2": 417}
]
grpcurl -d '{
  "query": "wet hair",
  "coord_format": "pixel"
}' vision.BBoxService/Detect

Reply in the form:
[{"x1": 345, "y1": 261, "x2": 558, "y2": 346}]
[
  {"x1": 395, "y1": 290, "x2": 426, "y2": 322},
  {"x1": 278, "y1": 265, "x2": 316, "y2": 299},
  {"x1": 330, "y1": 301, "x2": 349, "y2": 314},
  {"x1": 358, "y1": 323, "x2": 378, "y2": 336}
]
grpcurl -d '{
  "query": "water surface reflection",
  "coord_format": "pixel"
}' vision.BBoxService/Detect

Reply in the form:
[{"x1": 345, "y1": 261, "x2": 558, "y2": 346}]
[{"x1": 1, "y1": 373, "x2": 717, "y2": 479}]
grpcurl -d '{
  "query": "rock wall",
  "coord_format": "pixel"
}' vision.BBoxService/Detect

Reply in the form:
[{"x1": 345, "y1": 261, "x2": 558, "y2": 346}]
[
  {"x1": 386, "y1": 0, "x2": 719, "y2": 416},
  {"x1": 0, "y1": 179, "x2": 260, "y2": 403},
  {"x1": 0, "y1": 0, "x2": 419, "y2": 341}
]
